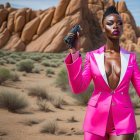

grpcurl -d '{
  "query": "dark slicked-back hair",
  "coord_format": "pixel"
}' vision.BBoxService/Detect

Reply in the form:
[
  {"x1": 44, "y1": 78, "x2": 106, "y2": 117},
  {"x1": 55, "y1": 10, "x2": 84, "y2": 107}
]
[{"x1": 102, "y1": 6, "x2": 119, "y2": 24}]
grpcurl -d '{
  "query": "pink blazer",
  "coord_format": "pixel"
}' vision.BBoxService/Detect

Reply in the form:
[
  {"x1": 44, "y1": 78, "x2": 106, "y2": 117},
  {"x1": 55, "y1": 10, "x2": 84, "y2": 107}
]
[{"x1": 64, "y1": 45, "x2": 140, "y2": 137}]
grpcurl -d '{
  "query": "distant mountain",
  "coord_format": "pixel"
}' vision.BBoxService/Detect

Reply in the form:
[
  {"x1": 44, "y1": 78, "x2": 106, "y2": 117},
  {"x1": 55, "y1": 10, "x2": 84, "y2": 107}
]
[{"x1": 0, "y1": 0, "x2": 140, "y2": 52}]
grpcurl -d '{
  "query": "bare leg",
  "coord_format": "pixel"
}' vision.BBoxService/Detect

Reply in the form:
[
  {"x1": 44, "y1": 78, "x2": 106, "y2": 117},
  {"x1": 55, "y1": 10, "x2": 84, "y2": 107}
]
[{"x1": 109, "y1": 133, "x2": 134, "y2": 140}]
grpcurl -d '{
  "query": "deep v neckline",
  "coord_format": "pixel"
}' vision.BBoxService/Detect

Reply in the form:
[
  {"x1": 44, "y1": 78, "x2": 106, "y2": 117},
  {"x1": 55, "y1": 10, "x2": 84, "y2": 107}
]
[
  {"x1": 93, "y1": 45, "x2": 130, "y2": 91},
  {"x1": 103, "y1": 47, "x2": 121, "y2": 91}
]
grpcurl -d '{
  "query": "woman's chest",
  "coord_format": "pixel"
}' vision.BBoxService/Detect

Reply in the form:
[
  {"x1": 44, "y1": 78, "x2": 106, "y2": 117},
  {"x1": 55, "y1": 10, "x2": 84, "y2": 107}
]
[{"x1": 104, "y1": 55, "x2": 121, "y2": 77}]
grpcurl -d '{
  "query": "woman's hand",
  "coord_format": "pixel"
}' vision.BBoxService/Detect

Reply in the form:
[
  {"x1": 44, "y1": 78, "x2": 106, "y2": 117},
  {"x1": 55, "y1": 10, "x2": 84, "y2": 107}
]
[{"x1": 68, "y1": 32, "x2": 80, "y2": 54}]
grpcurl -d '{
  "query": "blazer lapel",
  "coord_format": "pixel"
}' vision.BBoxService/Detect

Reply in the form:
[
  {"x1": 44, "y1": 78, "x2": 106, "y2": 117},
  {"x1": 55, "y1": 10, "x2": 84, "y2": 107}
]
[
  {"x1": 93, "y1": 46, "x2": 130, "y2": 90},
  {"x1": 118, "y1": 50, "x2": 130, "y2": 87}
]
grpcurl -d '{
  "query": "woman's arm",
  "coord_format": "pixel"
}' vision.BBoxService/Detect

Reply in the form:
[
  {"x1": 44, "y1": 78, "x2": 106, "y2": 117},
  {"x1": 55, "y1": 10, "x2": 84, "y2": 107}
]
[
  {"x1": 131, "y1": 53, "x2": 140, "y2": 97},
  {"x1": 64, "y1": 52, "x2": 92, "y2": 94}
]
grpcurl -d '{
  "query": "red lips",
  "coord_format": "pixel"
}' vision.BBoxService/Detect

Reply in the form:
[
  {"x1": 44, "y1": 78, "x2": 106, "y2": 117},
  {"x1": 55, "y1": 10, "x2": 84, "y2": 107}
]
[{"x1": 112, "y1": 30, "x2": 120, "y2": 36}]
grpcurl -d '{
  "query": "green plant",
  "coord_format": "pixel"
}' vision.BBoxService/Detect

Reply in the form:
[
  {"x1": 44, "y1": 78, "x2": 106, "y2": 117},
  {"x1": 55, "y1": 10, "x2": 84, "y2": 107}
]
[
  {"x1": 46, "y1": 68, "x2": 55, "y2": 75},
  {"x1": 16, "y1": 59, "x2": 34, "y2": 72},
  {"x1": 133, "y1": 133, "x2": 140, "y2": 140},
  {"x1": 55, "y1": 68, "x2": 69, "y2": 90},
  {"x1": 0, "y1": 68, "x2": 11, "y2": 84},
  {"x1": 6, "y1": 58, "x2": 16, "y2": 64},
  {"x1": 41, "y1": 60, "x2": 51, "y2": 66},
  {"x1": 0, "y1": 90, "x2": 29, "y2": 112},
  {"x1": 30, "y1": 55, "x2": 42, "y2": 61}
]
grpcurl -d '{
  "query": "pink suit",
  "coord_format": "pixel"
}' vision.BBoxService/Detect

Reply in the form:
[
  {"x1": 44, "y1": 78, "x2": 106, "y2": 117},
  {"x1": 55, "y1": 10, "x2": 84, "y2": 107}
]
[{"x1": 64, "y1": 45, "x2": 140, "y2": 137}]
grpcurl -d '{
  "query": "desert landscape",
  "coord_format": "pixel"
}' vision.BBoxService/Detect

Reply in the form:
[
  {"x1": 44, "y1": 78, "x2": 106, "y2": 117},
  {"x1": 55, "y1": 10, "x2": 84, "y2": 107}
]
[
  {"x1": 0, "y1": 50, "x2": 139, "y2": 140},
  {"x1": 0, "y1": 0, "x2": 140, "y2": 139}
]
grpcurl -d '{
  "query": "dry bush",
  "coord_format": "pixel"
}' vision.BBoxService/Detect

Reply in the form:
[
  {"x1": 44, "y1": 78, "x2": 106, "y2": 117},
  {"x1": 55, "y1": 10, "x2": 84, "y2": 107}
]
[
  {"x1": 10, "y1": 72, "x2": 20, "y2": 81},
  {"x1": 0, "y1": 89, "x2": 29, "y2": 112},
  {"x1": 51, "y1": 97, "x2": 63, "y2": 109},
  {"x1": 55, "y1": 67, "x2": 69, "y2": 90},
  {"x1": 27, "y1": 85, "x2": 51, "y2": 100},
  {"x1": 0, "y1": 68, "x2": 11, "y2": 84},
  {"x1": 16, "y1": 59, "x2": 34, "y2": 73},
  {"x1": 36, "y1": 97, "x2": 53, "y2": 112},
  {"x1": 46, "y1": 68, "x2": 55, "y2": 75},
  {"x1": 41, "y1": 120, "x2": 67, "y2": 135},
  {"x1": 41, "y1": 121, "x2": 58, "y2": 134}
]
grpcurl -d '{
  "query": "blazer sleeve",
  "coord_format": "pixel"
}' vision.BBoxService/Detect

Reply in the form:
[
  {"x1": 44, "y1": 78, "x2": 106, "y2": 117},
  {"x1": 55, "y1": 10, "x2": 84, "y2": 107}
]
[
  {"x1": 131, "y1": 53, "x2": 140, "y2": 97},
  {"x1": 64, "y1": 52, "x2": 92, "y2": 94}
]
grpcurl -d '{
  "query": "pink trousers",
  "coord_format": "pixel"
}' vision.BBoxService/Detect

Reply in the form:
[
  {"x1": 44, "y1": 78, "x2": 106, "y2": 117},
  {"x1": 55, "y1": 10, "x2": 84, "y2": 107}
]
[{"x1": 84, "y1": 101, "x2": 117, "y2": 140}]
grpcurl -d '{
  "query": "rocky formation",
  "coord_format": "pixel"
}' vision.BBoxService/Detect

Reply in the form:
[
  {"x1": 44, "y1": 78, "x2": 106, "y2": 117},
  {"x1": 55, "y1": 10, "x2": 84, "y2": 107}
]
[{"x1": 0, "y1": 0, "x2": 140, "y2": 52}]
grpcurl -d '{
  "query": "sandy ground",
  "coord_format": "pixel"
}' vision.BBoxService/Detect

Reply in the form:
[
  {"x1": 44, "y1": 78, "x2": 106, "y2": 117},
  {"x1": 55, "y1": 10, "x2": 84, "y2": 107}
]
[{"x1": 0, "y1": 55, "x2": 140, "y2": 140}]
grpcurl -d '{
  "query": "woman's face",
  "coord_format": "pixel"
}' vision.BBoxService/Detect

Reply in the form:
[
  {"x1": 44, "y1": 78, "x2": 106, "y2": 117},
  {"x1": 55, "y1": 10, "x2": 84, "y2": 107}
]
[{"x1": 102, "y1": 14, "x2": 123, "y2": 40}]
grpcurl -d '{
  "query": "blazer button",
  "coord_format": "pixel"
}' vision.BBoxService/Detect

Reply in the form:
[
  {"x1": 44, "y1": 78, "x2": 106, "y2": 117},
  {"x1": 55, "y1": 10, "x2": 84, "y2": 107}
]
[{"x1": 121, "y1": 92, "x2": 124, "y2": 95}]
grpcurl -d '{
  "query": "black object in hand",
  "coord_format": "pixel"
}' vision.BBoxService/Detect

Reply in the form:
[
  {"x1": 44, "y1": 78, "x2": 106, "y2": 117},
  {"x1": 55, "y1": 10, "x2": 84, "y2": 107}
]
[{"x1": 64, "y1": 25, "x2": 81, "y2": 48}]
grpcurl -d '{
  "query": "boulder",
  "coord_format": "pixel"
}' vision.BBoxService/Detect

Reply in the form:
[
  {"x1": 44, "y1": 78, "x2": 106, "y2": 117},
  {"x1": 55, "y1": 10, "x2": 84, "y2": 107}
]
[
  {"x1": 117, "y1": 0, "x2": 128, "y2": 13},
  {"x1": 21, "y1": 17, "x2": 40, "y2": 44},
  {"x1": 0, "y1": 28, "x2": 10, "y2": 48},
  {"x1": 0, "y1": 9, "x2": 8, "y2": 26},
  {"x1": 37, "y1": 8, "x2": 55, "y2": 35},
  {"x1": 15, "y1": 16, "x2": 26, "y2": 32},
  {"x1": 65, "y1": 0, "x2": 82, "y2": 16},
  {"x1": 51, "y1": 0, "x2": 70, "y2": 25},
  {"x1": 7, "y1": 11, "x2": 16, "y2": 32},
  {"x1": 0, "y1": 21, "x2": 7, "y2": 33}
]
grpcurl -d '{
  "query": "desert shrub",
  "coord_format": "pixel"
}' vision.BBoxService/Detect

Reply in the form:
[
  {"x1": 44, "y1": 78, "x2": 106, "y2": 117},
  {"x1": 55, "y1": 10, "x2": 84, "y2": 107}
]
[
  {"x1": 41, "y1": 121, "x2": 58, "y2": 134},
  {"x1": 16, "y1": 59, "x2": 34, "y2": 72},
  {"x1": 41, "y1": 60, "x2": 51, "y2": 67},
  {"x1": 46, "y1": 68, "x2": 55, "y2": 75},
  {"x1": 0, "y1": 68, "x2": 11, "y2": 84},
  {"x1": 27, "y1": 85, "x2": 51, "y2": 100},
  {"x1": 0, "y1": 50, "x2": 5, "y2": 57},
  {"x1": 32, "y1": 65, "x2": 40, "y2": 73},
  {"x1": 10, "y1": 72, "x2": 20, "y2": 81},
  {"x1": 71, "y1": 84, "x2": 94, "y2": 106},
  {"x1": 30, "y1": 55, "x2": 42, "y2": 61},
  {"x1": 50, "y1": 63, "x2": 59, "y2": 67},
  {"x1": 133, "y1": 133, "x2": 140, "y2": 140},
  {"x1": 9, "y1": 53, "x2": 19, "y2": 59},
  {"x1": 51, "y1": 97, "x2": 63, "y2": 109},
  {"x1": 0, "y1": 59, "x2": 6, "y2": 65},
  {"x1": 6, "y1": 58, "x2": 16, "y2": 64},
  {"x1": 55, "y1": 68, "x2": 69, "y2": 90},
  {"x1": 41, "y1": 60, "x2": 59, "y2": 67},
  {"x1": 36, "y1": 97, "x2": 52, "y2": 112},
  {"x1": 0, "y1": 90, "x2": 29, "y2": 112}
]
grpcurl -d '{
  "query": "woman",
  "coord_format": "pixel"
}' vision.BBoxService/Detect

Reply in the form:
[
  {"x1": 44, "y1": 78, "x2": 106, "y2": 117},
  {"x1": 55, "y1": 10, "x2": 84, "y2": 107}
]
[{"x1": 64, "y1": 6, "x2": 140, "y2": 140}]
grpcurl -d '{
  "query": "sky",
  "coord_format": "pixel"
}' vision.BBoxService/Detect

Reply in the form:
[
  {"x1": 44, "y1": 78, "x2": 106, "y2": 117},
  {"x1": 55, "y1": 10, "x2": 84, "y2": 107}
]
[{"x1": 0, "y1": 0, "x2": 140, "y2": 26}]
